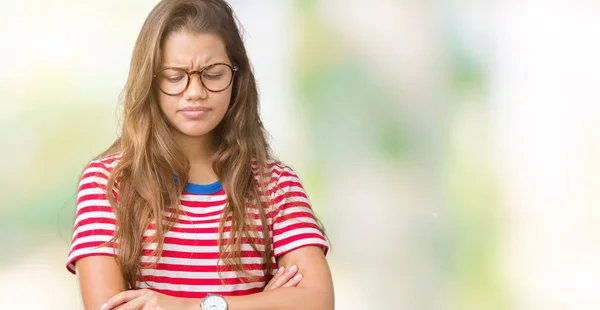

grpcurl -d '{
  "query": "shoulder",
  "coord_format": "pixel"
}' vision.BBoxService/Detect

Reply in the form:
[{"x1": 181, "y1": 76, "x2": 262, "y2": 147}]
[
  {"x1": 78, "y1": 153, "x2": 123, "y2": 191},
  {"x1": 256, "y1": 158, "x2": 304, "y2": 189},
  {"x1": 81, "y1": 152, "x2": 123, "y2": 178}
]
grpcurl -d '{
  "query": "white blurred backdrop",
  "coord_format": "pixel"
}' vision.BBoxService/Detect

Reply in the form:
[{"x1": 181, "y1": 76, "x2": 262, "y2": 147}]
[{"x1": 1, "y1": 1, "x2": 599, "y2": 309}]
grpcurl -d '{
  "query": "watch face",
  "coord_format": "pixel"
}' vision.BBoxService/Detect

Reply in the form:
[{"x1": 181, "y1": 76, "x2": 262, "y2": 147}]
[{"x1": 202, "y1": 294, "x2": 227, "y2": 310}]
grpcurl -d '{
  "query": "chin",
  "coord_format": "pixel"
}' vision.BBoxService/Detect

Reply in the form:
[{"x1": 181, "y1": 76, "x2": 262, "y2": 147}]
[{"x1": 176, "y1": 125, "x2": 216, "y2": 138}]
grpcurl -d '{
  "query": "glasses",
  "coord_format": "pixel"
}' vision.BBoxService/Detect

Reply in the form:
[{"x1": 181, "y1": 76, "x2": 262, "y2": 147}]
[{"x1": 153, "y1": 63, "x2": 239, "y2": 96}]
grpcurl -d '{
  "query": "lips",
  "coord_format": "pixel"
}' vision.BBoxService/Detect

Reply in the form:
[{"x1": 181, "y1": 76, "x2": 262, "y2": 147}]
[
  {"x1": 180, "y1": 106, "x2": 210, "y2": 112},
  {"x1": 179, "y1": 106, "x2": 211, "y2": 119}
]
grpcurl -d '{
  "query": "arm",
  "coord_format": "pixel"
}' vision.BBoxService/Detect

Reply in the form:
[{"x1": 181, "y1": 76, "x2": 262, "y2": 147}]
[
  {"x1": 103, "y1": 246, "x2": 333, "y2": 310},
  {"x1": 67, "y1": 159, "x2": 127, "y2": 310},
  {"x1": 76, "y1": 256, "x2": 127, "y2": 310},
  {"x1": 102, "y1": 165, "x2": 333, "y2": 310},
  {"x1": 223, "y1": 245, "x2": 334, "y2": 310},
  {"x1": 219, "y1": 165, "x2": 334, "y2": 310}
]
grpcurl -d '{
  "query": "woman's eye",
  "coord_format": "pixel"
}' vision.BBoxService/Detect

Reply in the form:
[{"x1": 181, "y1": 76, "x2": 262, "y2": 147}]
[
  {"x1": 203, "y1": 73, "x2": 222, "y2": 80},
  {"x1": 166, "y1": 76, "x2": 185, "y2": 83}
]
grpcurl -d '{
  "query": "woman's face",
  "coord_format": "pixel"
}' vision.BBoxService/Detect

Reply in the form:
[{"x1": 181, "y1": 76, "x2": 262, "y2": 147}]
[{"x1": 157, "y1": 31, "x2": 233, "y2": 139}]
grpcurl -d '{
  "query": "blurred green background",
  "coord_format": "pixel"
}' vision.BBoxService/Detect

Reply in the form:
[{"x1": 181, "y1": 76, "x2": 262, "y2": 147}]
[{"x1": 1, "y1": 1, "x2": 600, "y2": 309}]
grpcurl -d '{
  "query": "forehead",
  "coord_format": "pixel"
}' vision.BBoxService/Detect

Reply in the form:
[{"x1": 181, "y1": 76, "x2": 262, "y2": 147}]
[{"x1": 161, "y1": 31, "x2": 228, "y2": 66}]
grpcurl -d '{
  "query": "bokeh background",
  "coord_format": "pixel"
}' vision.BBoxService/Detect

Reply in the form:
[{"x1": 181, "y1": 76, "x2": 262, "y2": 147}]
[{"x1": 1, "y1": 0, "x2": 600, "y2": 309}]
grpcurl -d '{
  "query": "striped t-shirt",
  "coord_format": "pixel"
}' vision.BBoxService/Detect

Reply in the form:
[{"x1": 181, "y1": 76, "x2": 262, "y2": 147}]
[{"x1": 66, "y1": 153, "x2": 328, "y2": 298}]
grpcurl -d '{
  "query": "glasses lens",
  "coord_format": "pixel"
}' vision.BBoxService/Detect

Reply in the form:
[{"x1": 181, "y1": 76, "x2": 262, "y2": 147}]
[
  {"x1": 201, "y1": 64, "x2": 233, "y2": 92},
  {"x1": 157, "y1": 68, "x2": 188, "y2": 95}
]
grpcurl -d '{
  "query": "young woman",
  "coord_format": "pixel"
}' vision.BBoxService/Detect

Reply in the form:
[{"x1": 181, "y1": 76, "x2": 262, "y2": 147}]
[{"x1": 65, "y1": 1, "x2": 333, "y2": 309}]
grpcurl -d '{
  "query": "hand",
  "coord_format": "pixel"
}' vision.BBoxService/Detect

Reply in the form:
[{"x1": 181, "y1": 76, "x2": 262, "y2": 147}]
[
  {"x1": 263, "y1": 265, "x2": 303, "y2": 291},
  {"x1": 101, "y1": 289, "x2": 191, "y2": 310}
]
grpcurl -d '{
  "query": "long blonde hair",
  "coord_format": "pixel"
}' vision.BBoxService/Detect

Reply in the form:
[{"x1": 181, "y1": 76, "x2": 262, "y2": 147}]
[{"x1": 98, "y1": 0, "x2": 276, "y2": 288}]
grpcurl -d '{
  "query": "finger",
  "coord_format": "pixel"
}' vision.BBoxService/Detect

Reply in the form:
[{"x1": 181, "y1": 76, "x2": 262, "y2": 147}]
[
  {"x1": 265, "y1": 265, "x2": 298, "y2": 291},
  {"x1": 102, "y1": 290, "x2": 146, "y2": 310},
  {"x1": 112, "y1": 296, "x2": 147, "y2": 310},
  {"x1": 282, "y1": 273, "x2": 303, "y2": 288},
  {"x1": 264, "y1": 266, "x2": 286, "y2": 290}
]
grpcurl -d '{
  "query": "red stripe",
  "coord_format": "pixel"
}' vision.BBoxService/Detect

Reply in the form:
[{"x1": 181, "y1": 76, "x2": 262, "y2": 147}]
[
  {"x1": 141, "y1": 275, "x2": 266, "y2": 286},
  {"x1": 151, "y1": 224, "x2": 271, "y2": 234},
  {"x1": 78, "y1": 193, "x2": 109, "y2": 201},
  {"x1": 276, "y1": 180, "x2": 302, "y2": 189},
  {"x1": 141, "y1": 249, "x2": 263, "y2": 259},
  {"x1": 75, "y1": 203, "x2": 112, "y2": 216},
  {"x1": 273, "y1": 211, "x2": 314, "y2": 225},
  {"x1": 272, "y1": 191, "x2": 308, "y2": 204},
  {"x1": 275, "y1": 243, "x2": 329, "y2": 257},
  {"x1": 172, "y1": 207, "x2": 226, "y2": 218},
  {"x1": 81, "y1": 170, "x2": 109, "y2": 180},
  {"x1": 178, "y1": 198, "x2": 227, "y2": 208},
  {"x1": 142, "y1": 262, "x2": 266, "y2": 272},
  {"x1": 78, "y1": 181, "x2": 107, "y2": 192},
  {"x1": 73, "y1": 217, "x2": 116, "y2": 232},
  {"x1": 72, "y1": 229, "x2": 114, "y2": 242},
  {"x1": 274, "y1": 222, "x2": 321, "y2": 234},
  {"x1": 148, "y1": 286, "x2": 263, "y2": 298},
  {"x1": 273, "y1": 233, "x2": 326, "y2": 249},
  {"x1": 70, "y1": 240, "x2": 115, "y2": 252},
  {"x1": 172, "y1": 214, "x2": 267, "y2": 225}
]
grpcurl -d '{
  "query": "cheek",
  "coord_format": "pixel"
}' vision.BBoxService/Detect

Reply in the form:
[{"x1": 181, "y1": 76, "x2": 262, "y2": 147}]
[
  {"x1": 158, "y1": 94, "x2": 178, "y2": 117},
  {"x1": 158, "y1": 93, "x2": 172, "y2": 114},
  {"x1": 216, "y1": 92, "x2": 232, "y2": 113}
]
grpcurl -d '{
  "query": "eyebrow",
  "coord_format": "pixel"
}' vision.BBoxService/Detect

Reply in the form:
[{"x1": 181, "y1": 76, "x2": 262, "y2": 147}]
[{"x1": 160, "y1": 61, "x2": 231, "y2": 71}]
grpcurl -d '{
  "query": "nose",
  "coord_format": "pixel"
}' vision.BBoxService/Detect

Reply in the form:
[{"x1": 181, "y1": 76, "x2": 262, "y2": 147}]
[{"x1": 183, "y1": 73, "x2": 208, "y2": 100}]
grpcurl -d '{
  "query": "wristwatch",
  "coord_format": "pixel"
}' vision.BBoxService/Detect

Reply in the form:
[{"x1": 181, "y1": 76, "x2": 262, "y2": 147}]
[{"x1": 201, "y1": 294, "x2": 228, "y2": 310}]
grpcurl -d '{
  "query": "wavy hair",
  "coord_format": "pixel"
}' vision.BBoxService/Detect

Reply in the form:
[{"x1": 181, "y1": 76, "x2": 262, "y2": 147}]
[{"x1": 97, "y1": 0, "x2": 277, "y2": 289}]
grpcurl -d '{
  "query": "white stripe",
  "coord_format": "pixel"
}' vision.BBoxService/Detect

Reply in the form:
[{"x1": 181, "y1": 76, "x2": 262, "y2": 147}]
[
  {"x1": 82, "y1": 165, "x2": 111, "y2": 178},
  {"x1": 178, "y1": 204, "x2": 226, "y2": 216},
  {"x1": 70, "y1": 234, "x2": 114, "y2": 249},
  {"x1": 67, "y1": 247, "x2": 116, "y2": 264},
  {"x1": 72, "y1": 223, "x2": 116, "y2": 238},
  {"x1": 180, "y1": 193, "x2": 227, "y2": 202},
  {"x1": 77, "y1": 187, "x2": 108, "y2": 198},
  {"x1": 79, "y1": 175, "x2": 108, "y2": 187},
  {"x1": 271, "y1": 197, "x2": 310, "y2": 211},
  {"x1": 283, "y1": 185, "x2": 307, "y2": 194},
  {"x1": 137, "y1": 280, "x2": 265, "y2": 293},
  {"x1": 274, "y1": 238, "x2": 328, "y2": 256},
  {"x1": 168, "y1": 218, "x2": 267, "y2": 229},
  {"x1": 74, "y1": 210, "x2": 115, "y2": 224},
  {"x1": 273, "y1": 227, "x2": 323, "y2": 243},
  {"x1": 274, "y1": 206, "x2": 313, "y2": 217},
  {"x1": 77, "y1": 199, "x2": 112, "y2": 209},
  {"x1": 177, "y1": 207, "x2": 270, "y2": 219},
  {"x1": 103, "y1": 160, "x2": 119, "y2": 169},
  {"x1": 274, "y1": 215, "x2": 318, "y2": 230},
  {"x1": 144, "y1": 230, "x2": 265, "y2": 240},
  {"x1": 277, "y1": 174, "x2": 300, "y2": 183},
  {"x1": 140, "y1": 256, "x2": 264, "y2": 266}
]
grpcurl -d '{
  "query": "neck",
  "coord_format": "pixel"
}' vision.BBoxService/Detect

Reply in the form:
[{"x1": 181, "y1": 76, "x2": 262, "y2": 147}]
[{"x1": 174, "y1": 132, "x2": 217, "y2": 165}]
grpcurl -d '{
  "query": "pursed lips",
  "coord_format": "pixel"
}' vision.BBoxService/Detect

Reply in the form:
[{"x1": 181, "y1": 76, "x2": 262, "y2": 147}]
[
  {"x1": 178, "y1": 106, "x2": 211, "y2": 119},
  {"x1": 179, "y1": 106, "x2": 210, "y2": 112}
]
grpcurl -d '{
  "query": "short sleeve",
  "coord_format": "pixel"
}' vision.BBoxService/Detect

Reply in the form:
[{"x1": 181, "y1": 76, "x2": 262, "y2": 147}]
[
  {"x1": 66, "y1": 160, "x2": 118, "y2": 274},
  {"x1": 271, "y1": 166, "x2": 329, "y2": 257}
]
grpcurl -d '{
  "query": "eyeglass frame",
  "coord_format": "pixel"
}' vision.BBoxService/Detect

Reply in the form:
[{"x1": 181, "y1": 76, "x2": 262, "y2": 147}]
[{"x1": 152, "y1": 62, "x2": 239, "y2": 96}]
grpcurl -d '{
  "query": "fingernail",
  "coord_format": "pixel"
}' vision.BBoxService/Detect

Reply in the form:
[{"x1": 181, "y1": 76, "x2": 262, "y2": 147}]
[
  {"x1": 100, "y1": 304, "x2": 107, "y2": 310},
  {"x1": 289, "y1": 265, "x2": 297, "y2": 272},
  {"x1": 277, "y1": 267, "x2": 284, "y2": 274},
  {"x1": 293, "y1": 274, "x2": 303, "y2": 280}
]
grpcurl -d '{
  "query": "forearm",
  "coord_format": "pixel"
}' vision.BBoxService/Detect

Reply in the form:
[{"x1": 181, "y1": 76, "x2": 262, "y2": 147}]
[
  {"x1": 182, "y1": 287, "x2": 334, "y2": 310},
  {"x1": 226, "y1": 287, "x2": 333, "y2": 310}
]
